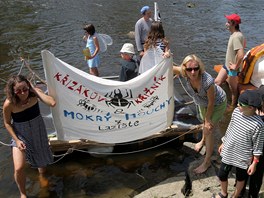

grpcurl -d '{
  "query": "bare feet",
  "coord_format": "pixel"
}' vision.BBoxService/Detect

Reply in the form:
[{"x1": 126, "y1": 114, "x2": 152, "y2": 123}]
[
  {"x1": 39, "y1": 174, "x2": 49, "y2": 188},
  {"x1": 193, "y1": 161, "x2": 211, "y2": 174},
  {"x1": 194, "y1": 141, "x2": 204, "y2": 153}
]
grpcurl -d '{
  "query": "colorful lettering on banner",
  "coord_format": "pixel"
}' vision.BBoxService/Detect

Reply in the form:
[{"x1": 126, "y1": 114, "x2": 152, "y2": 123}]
[
  {"x1": 53, "y1": 72, "x2": 106, "y2": 102},
  {"x1": 42, "y1": 50, "x2": 174, "y2": 143}
]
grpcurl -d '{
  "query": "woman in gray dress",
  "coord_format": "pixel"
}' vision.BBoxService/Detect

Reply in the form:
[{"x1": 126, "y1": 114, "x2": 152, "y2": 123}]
[{"x1": 3, "y1": 75, "x2": 56, "y2": 198}]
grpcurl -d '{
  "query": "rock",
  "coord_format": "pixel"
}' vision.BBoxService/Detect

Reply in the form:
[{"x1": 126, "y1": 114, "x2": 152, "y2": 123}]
[
  {"x1": 134, "y1": 176, "x2": 186, "y2": 198},
  {"x1": 127, "y1": 31, "x2": 135, "y2": 39},
  {"x1": 133, "y1": 141, "x2": 264, "y2": 198},
  {"x1": 186, "y1": 2, "x2": 195, "y2": 8},
  {"x1": 133, "y1": 142, "x2": 238, "y2": 198}
]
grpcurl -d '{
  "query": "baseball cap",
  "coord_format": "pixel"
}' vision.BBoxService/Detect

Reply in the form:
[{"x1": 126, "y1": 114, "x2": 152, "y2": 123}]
[
  {"x1": 225, "y1": 13, "x2": 241, "y2": 24},
  {"x1": 238, "y1": 89, "x2": 262, "y2": 109},
  {"x1": 141, "y1": 6, "x2": 150, "y2": 15}
]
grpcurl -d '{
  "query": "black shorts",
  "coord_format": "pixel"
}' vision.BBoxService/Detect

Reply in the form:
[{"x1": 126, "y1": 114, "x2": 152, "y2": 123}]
[{"x1": 218, "y1": 162, "x2": 248, "y2": 181}]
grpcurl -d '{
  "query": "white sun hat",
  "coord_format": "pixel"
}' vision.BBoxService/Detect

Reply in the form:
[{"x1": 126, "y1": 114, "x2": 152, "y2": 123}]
[{"x1": 120, "y1": 43, "x2": 135, "y2": 54}]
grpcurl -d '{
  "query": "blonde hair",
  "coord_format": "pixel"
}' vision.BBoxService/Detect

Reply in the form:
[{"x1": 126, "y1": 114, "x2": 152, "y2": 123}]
[{"x1": 180, "y1": 54, "x2": 205, "y2": 77}]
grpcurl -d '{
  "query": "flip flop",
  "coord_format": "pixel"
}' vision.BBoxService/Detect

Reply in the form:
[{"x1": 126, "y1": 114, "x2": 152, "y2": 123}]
[{"x1": 212, "y1": 192, "x2": 228, "y2": 198}]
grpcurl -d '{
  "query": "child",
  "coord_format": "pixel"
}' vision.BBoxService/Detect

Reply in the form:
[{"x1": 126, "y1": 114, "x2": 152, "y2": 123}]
[
  {"x1": 119, "y1": 43, "x2": 139, "y2": 81},
  {"x1": 240, "y1": 86, "x2": 264, "y2": 198},
  {"x1": 143, "y1": 21, "x2": 170, "y2": 58},
  {"x1": 83, "y1": 24, "x2": 100, "y2": 76},
  {"x1": 213, "y1": 90, "x2": 264, "y2": 198}
]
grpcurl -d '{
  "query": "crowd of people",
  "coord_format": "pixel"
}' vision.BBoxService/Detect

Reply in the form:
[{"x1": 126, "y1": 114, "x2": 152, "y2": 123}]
[
  {"x1": 2, "y1": 4, "x2": 264, "y2": 198},
  {"x1": 131, "y1": 5, "x2": 264, "y2": 198}
]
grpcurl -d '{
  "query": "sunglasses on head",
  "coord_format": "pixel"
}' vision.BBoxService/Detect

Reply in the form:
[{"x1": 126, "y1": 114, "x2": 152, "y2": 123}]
[
  {"x1": 238, "y1": 102, "x2": 249, "y2": 107},
  {"x1": 185, "y1": 67, "x2": 199, "y2": 72},
  {"x1": 14, "y1": 87, "x2": 29, "y2": 95}
]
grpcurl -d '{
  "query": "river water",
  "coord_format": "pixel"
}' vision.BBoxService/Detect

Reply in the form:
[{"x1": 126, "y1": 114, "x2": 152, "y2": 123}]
[{"x1": 0, "y1": 0, "x2": 264, "y2": 197}]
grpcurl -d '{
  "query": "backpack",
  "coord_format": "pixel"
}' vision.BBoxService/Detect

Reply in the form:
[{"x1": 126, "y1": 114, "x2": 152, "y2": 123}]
[{"x1": 239, "y1": 43, "x2": 264, "y2": 84}]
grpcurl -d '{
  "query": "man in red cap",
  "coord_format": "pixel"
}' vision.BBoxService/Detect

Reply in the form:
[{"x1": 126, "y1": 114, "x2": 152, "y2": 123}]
[{"x1": 215, "y1": 13, "x2": 246, "y2": 111}]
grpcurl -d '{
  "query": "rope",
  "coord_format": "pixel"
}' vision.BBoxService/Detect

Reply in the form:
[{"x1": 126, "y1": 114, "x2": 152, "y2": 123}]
[
  {"x1": 178, "y1": 76, "x2": 193, "y2": 98},
  {"x1": 0, "y1": 124, "x2": 201, "y2": 160},
  {"x1": 0, "y1": 125, "x2": 202, "y2": 163},
  {"x1": 20, "y1": 58, "x2": 47, "y2": 85},
  {"x1": 69, "y1": 126, "x2": 201, "y2": 156},
  {"x1": 0, "y1": 57, "x2": 202, "y2": 161},
  {"x1": 18, "y1": 59, "x2": 25, "y2": 75},
  {"x1": 0, "y1": 139, "x2": 73, "y2": 164},
  {"x1": 176, "y1": 75, "x2": 200, "y2": 118},
  {"x1": 0, "y1": 141, "x2": 12, "y2": 147},
  {"x1": 50, "y1": 148, "x2": 74, "y2": 164}
]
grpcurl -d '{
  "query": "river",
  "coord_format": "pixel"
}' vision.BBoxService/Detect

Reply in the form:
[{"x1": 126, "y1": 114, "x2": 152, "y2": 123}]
[{"x1": 0, "y1": 0, "x2": 264, "y2": 197}]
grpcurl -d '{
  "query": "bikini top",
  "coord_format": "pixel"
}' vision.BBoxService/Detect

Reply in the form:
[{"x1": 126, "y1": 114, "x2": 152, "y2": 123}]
[{"x1": 11, "y1": 102, "x2": 40, "y2": 122}]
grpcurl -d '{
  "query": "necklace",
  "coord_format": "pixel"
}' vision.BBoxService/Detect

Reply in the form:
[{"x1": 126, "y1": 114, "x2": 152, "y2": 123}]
[{"x1": 20, "y1": 98, "x2": 30, "y2": 107}]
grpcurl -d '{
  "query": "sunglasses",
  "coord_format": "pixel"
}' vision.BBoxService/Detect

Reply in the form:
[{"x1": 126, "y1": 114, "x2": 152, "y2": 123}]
[
  {"x1": 185, "y1": 67, "x2": 200, "y2": 72},
  {"x1": 14, "y1": 87, "x2": 29, "y2": 95},
  {"x1": 238, "y1": 102, "x2": 249, "y2": 107}
]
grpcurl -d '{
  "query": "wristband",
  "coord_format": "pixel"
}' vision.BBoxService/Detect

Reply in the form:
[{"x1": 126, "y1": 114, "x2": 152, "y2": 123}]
[{"x1": 253, "y1": 158, "x2": 259, "y2": 163}]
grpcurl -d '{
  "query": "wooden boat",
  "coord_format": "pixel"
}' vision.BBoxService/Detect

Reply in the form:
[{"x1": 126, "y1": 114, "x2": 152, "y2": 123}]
[
  {"x1": 37, "y1": 78, "x2": 202, "y2": 154},
  {"x1": 18, "y1": 52, "x2": 203, "y2": 155}
]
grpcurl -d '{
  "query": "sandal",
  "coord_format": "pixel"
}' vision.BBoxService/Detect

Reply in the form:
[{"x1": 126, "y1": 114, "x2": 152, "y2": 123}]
[{"x1": 212, "y1": 192, "x2": 228, "y2": 198}]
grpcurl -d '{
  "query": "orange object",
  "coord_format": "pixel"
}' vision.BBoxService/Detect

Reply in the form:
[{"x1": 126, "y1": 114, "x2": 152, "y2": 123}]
[
  {"x1": 239, "y1": 43, "x2": 264, "y2": 84},
  {"x1": 214, "y1": 65, "x2": 223, "y2": 73}
]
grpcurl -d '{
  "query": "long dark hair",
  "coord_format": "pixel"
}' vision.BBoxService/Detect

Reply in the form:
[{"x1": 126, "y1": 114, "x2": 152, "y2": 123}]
[
  {"x1": 5, "y1": 75, "x2": 36, "y2": 105},
  {"x1": 144, "y1": 21, "x2": 168, "y2": 50}
]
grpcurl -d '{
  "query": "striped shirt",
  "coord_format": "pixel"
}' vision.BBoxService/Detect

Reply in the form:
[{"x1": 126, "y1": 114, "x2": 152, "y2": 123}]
[
  {"x1": 221, "y1": 108, "x2": 264, "y2": 169},
  {"x1": 155, "y1": 39, "x2": 166, "y2": 52},
  {"x1": 182, "y1": 72, "x2": 226, "y2": 106}
]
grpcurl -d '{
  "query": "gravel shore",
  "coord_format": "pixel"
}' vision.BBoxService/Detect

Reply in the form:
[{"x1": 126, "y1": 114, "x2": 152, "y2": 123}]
[{"x1": 134, "y1": 142, "x2": 264, "y2": 198}]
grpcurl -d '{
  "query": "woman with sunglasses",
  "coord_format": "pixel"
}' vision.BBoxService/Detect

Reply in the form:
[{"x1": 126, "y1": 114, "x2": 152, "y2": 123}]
[
  {"x1": 2, "y1": 75, "x2": 56, "y2": 198},
  {"x1": 173, "y1": 54, "x2": 227, "y2": 174}
]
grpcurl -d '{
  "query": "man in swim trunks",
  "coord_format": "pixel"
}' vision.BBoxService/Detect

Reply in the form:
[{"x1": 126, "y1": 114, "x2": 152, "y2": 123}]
[{"x1": 215, "y1": 13, "x2": 245, "y2": 109}]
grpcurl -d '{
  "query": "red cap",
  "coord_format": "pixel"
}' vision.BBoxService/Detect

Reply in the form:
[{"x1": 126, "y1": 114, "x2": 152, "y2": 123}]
[{"x1": 225, "y1": 14, "x2": 241, "y2": 24}]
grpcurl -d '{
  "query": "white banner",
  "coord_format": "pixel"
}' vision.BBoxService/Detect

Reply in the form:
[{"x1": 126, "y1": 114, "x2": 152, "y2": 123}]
[{"x1": 42, "y1": 50, "x2": 174, "y2": 143}]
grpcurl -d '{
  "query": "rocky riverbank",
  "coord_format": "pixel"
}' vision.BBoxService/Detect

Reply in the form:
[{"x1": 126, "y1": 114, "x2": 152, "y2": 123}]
[{"x1": 134, "y1": 142, "x2": 264, "y2": 198}]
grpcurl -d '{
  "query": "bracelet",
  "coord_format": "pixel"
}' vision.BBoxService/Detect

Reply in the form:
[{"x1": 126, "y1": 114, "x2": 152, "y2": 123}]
[{"x1": 253, "y1": 158, "x2": 259, "y2": 163}]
